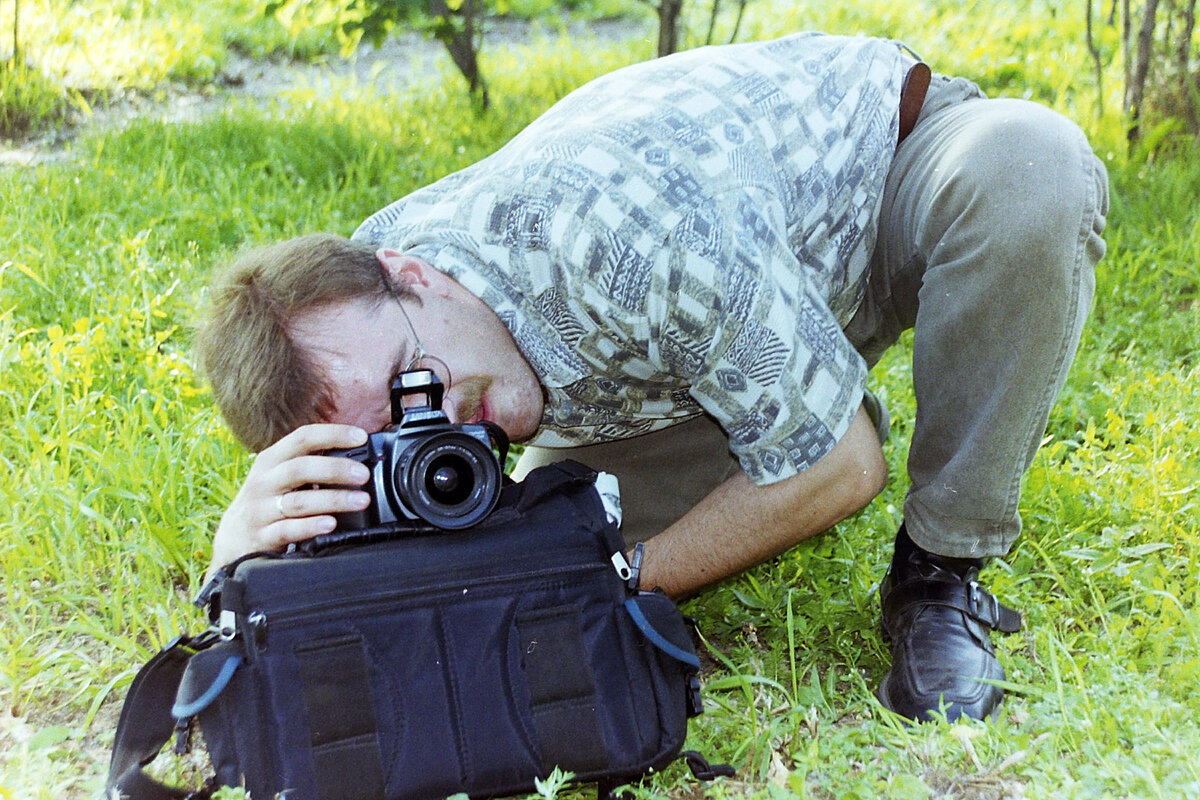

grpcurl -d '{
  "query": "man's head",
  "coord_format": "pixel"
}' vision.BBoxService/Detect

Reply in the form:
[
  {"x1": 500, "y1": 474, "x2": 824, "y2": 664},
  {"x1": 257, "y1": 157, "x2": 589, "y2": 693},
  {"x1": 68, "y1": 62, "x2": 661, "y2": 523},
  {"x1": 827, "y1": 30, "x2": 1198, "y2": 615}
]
[
  {"x1": 196, "y1": 234, "x2": 546, "y2": 452},
  {"x1": 195, "y1": 234, "x2": 414, "y2": 451}
]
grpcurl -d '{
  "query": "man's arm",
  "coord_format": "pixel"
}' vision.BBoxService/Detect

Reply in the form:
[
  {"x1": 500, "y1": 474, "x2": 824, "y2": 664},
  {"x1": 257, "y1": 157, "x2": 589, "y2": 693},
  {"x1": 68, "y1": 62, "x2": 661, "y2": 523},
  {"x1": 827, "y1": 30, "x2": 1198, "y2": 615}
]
[{"x1": 636, "y1": 405, "x2": 887, "y2": 598}]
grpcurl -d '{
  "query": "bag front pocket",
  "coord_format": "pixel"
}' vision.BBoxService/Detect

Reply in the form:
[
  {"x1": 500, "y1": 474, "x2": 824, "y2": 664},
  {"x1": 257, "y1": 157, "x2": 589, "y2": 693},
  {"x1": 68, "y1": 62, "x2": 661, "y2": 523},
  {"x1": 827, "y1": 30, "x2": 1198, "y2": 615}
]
[{"x1": 246, "y1": 563, "x2": 614, "y2": 799}]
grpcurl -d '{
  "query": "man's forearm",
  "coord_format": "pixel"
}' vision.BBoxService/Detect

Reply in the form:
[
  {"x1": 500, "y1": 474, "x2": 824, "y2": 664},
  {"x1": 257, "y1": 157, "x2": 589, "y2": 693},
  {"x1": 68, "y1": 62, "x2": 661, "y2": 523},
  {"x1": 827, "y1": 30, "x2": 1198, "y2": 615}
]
[{"x1": 636, "y1": 405, "x2": 887, "y2": 598}]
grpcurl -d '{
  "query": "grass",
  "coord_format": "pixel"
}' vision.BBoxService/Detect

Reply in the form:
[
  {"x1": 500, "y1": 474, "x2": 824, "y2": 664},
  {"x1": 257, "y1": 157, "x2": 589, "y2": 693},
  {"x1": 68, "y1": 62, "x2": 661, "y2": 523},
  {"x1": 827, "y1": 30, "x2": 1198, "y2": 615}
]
[
  {"x1": 0, "y1": 0, "x2": 345, "y2": 140},
  {"x1": 0, "y1": 59, "x2": 69, "y2": 137},
  {"x1": 5, "y1": 0, "x2": 342, "y2": 86},
  {"x1": 1, "y1": 0, "x2": 1199, "y2": 798},
  {"x1": 0, "y1": 0, "x2": 647, "y2": 140}
]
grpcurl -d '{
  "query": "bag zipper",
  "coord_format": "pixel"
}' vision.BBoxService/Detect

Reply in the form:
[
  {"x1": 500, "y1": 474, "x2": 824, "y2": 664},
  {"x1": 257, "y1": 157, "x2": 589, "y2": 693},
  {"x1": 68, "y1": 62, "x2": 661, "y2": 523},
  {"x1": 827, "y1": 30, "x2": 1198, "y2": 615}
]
[{"x1": 233, "y1": 561, "x2": 616, "y2": 647}]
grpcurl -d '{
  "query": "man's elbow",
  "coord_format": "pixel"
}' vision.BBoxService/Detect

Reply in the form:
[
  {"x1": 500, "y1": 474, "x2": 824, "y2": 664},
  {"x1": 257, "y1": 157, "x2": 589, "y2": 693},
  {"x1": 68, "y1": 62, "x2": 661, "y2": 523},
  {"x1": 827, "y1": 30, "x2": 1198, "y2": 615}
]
[
  {"x1": 829, "y1": 414, "x2": 889, "y2": 519},
  {"x1": 846, "y1": 440, "x2": 888, "y2": 514}
]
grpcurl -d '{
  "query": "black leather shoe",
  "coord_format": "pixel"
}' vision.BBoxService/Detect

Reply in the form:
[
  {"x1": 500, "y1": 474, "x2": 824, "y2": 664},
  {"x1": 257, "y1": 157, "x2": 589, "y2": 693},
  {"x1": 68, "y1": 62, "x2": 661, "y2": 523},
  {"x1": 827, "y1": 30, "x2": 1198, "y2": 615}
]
[{"x1": 876, "y1": 529, "x2": 1022, "y2": 722}]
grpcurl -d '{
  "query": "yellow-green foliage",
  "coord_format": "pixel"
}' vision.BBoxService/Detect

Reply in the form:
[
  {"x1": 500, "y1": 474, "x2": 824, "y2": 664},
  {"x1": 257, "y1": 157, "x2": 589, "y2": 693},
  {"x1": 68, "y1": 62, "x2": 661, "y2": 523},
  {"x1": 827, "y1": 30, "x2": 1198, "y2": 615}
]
[
  {"x1": 0, "y1": 59, "x2": 68, "y2": 137},
  {"x1": 14, "y1": 0, "x2": 347, "y2": 85},
  {"x1": 0, "y1": 0, "x2": 342, "y2": 138},
  {"x1": 1, "y1": 1, "x2": 1199, "y2": 798}
]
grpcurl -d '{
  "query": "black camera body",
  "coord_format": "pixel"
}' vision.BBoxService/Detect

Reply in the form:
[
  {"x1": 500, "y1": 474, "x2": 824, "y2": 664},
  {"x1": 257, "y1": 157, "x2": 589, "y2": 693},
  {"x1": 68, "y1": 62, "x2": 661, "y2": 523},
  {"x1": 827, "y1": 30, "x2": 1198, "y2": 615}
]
[{"x1": 328, "y1": 370, "x2": 508, "y2": 533}]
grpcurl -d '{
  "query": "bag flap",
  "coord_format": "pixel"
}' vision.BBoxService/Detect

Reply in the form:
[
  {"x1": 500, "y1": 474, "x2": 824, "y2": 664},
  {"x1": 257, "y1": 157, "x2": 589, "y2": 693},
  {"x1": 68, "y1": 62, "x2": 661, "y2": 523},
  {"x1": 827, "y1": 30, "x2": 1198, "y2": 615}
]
[
  {"x1": 508, "y1": 459, "x2": 597, "y2": 512},
  {"x1": 222, "y1": 460, "x2": 626, "y2": 616}
]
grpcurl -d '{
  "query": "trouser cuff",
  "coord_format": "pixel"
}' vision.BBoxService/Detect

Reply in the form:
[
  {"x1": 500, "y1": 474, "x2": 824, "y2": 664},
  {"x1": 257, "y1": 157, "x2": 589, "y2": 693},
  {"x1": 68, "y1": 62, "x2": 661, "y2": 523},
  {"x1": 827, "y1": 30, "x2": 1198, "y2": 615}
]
[{"x1": 902, "y1": 498, "x2": 1018, "y2": 560}]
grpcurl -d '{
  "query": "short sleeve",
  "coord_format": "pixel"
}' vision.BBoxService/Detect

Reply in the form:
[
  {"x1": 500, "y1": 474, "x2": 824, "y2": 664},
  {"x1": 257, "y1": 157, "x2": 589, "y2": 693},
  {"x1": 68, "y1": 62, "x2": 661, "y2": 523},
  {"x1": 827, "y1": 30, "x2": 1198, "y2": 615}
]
[{"x1": 688, "y1": 273, "x2": 868, "y2": 485}]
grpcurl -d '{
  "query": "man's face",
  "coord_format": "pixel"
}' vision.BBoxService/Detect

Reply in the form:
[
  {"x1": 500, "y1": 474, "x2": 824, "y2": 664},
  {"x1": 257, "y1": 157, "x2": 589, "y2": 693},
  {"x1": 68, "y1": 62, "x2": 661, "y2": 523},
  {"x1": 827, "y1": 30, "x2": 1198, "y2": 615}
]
[{"x1": 288, "y1": 255, "x2": 545, "y2": 442}]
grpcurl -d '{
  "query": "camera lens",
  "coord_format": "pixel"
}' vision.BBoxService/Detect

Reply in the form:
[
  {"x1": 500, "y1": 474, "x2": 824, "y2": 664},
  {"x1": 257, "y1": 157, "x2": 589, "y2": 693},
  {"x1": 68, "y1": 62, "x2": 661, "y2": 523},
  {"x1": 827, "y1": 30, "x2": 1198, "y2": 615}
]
[
  {"x1": 426, "y1": 454, "x2": 471, "y2": 505},
  {"x1": 393, "y1": 433, "x2": 501, "y2": 529}
]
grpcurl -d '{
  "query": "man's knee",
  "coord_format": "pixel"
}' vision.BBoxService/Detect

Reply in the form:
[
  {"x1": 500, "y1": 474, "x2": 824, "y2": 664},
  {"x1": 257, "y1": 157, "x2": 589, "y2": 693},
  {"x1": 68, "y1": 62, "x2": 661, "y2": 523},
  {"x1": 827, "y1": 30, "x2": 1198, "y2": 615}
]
[
  {"x1": 964, "y1": 102, "x2": 1103, "y2": 232},
  {"x1": 930, "y1": 99, "x2": 1107, "y2": 303}
]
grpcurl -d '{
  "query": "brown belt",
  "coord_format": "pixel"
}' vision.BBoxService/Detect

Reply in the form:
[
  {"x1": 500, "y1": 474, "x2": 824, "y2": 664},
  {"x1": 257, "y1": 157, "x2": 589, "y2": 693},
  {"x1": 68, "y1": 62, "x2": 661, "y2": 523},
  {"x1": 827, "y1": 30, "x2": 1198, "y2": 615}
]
[{"x1": 898, "y1": 61, "x2": 931, "y2": 147}]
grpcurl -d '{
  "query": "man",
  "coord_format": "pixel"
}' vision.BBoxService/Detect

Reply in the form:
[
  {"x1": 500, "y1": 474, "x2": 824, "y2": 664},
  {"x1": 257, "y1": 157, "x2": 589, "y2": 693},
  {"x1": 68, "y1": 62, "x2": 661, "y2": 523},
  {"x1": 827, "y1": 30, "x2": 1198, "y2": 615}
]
[{"x1": 196, "y1": 32, "x2": 1109, "y2": 723}]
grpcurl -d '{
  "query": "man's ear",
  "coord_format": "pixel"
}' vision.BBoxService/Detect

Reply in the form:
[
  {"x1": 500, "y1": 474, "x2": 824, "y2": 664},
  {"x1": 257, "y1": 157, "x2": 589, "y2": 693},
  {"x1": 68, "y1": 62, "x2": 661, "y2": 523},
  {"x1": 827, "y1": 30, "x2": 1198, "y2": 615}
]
[
  {"x1": 376, "y1": 249, "x2": 435, "y2": 289},
  {"x1": 377, "y1": 249, "x2": 462, "y2": 302}
]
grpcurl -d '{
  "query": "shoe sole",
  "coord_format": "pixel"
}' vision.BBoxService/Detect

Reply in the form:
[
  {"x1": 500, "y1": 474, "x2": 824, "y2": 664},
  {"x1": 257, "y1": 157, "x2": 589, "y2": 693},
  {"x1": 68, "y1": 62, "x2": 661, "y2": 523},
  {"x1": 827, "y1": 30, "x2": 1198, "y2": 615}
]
[{"x1": 876, "y1": 671, "x2": 1004, "y2": 724}]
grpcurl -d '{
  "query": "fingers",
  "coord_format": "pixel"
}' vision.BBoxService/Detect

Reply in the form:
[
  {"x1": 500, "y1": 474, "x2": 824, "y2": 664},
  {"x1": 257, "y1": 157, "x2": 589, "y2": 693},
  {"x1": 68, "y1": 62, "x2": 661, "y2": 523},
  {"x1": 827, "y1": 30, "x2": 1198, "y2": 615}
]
[
  {"x1": 262, "y1": 515, "x2": 341, "y2": 548},
  {"x1": 210, "y1": 424, "x2": 375, "y2": 571},
  {"x1": 259, "y1": 488, "x2": 372, "y2": 548},
  {"x1": 254, "y1": 424, "x2": 368, "y2": 470},
  {"x1": 248, "y1": 479, "x2": 370, "y2": 531},
  {"x1": 212, "y1": 486, "x2": 372, "y2": 568},
  {"x1": 269, "y1": 454, "x2": 371, "y2": 494},
  {"x1": 276, "y1": 487, "x2": 371, "y2": 521},
  {"x1": 239, "y1": 425, "x2": 372, "y2": 514}
]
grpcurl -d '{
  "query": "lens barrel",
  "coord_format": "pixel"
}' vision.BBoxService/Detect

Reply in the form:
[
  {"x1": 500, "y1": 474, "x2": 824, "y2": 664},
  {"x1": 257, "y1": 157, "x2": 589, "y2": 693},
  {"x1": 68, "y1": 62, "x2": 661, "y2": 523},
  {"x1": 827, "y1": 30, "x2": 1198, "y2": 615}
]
[{"x1": 392, "y1": 432, "x2": 501, "y2": 529}]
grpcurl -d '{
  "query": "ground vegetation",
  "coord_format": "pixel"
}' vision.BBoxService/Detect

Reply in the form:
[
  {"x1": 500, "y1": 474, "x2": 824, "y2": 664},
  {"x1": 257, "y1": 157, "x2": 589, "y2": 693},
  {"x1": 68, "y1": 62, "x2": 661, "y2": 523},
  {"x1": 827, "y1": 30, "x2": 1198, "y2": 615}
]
[{"x1": 1, "y1": 0, "x2": 1198, "y2": 797}]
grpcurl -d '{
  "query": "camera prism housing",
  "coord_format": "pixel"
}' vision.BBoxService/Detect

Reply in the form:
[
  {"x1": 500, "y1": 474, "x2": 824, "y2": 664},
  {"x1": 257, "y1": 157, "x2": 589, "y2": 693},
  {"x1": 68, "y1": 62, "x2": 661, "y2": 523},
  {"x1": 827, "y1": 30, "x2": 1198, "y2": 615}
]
[{"x1": 327, "y1": 369, "x2": 508, "y2": 532}]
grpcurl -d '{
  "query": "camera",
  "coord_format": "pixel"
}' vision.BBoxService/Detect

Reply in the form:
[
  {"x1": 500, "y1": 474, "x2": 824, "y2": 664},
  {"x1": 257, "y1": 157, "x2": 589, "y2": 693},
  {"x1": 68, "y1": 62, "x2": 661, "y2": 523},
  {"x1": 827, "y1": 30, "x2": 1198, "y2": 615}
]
[{"x1": 327, "y1": 369, "x2": 508, "y2": 533}]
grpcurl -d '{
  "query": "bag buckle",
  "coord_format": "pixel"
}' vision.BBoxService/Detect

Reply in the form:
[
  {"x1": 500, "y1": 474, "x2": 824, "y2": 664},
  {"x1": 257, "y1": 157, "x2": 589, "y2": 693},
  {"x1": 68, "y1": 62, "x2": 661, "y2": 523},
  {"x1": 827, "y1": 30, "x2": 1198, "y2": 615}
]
[
  {"x1": 686, "y1": 673, "x2": 703, "y2": 718},
  {"x1": 172, "y1": 716, "x2": 192, "y2": 755}
]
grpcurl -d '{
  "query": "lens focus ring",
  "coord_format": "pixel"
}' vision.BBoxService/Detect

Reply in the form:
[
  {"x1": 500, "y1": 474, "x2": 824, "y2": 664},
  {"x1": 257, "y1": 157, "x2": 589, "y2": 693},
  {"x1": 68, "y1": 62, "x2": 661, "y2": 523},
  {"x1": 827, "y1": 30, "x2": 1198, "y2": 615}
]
[{"x1": 392, "y1": 433, "x2": 501, "y2": 529}]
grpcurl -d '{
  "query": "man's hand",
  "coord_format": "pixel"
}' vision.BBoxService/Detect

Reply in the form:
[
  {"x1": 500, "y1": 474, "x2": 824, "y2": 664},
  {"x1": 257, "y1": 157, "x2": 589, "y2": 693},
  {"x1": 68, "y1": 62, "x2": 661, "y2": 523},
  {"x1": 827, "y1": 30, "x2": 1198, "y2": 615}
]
[{"x1": 208, "y1": 424, "x2": 372, "y2": 578}]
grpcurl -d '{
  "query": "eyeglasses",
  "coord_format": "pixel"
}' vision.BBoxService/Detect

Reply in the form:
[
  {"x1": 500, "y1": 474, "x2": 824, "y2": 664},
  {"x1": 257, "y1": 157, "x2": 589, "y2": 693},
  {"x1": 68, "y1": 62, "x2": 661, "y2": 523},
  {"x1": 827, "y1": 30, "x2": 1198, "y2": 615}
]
[{"x1": 390, "y1": 290, "x2": 453, "y2": 394}]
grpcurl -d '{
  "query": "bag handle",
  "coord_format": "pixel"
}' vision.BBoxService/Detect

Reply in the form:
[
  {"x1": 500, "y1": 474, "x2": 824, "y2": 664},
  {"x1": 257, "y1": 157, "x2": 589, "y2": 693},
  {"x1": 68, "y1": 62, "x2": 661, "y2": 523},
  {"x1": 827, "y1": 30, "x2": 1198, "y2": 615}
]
[{"x1": 107, "y1": 634, "x2": 216, "y2": 800}]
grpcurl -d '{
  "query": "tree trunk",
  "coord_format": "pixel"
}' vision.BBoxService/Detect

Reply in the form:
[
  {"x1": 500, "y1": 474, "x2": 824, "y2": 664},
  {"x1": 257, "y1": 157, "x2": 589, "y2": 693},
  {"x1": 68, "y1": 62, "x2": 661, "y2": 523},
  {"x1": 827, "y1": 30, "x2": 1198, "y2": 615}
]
[
  {"x1": 729, "y1": 0, "x2": 747, "y2": 43},
  {"x1": 657, "y1": 0, "x2": 683, "y2": 57},
  {"x1": 1177, "y1": 0, "x2": 1197, "y2": 128},
  {"x1": 1177, "y1": 0, "x2": 1196, "y2": 72},
  {"x1": 1128, "y1": 0, "x2": 1161, "y2": 142},
  {"x1": 705, "y1": 0, "x2": 721, "y2": 46},
  {"x1": 1122, "y1": 0, "x2": 1133, "y2": 113},
  {"x1": 1087, "y1": 0, "x2": 1106, "y2": 116},
  {"x1": 11, "y1": 0, "x2": 20, "y2": 65},
  {"x1": 1164, "y1": 0, "x2": 1176, "y2": 54},
  {"x1": 429, "y1": 0, "x2": 490, "y2": 110}
]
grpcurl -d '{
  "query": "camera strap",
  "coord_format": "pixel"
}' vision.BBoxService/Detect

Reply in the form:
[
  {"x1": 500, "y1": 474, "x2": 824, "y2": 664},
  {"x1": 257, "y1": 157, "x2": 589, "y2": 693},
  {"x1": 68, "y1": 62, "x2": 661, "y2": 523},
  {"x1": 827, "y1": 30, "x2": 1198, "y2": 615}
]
[{"x1": 107, "y1": 634, "x2": 217, "y2": 800}]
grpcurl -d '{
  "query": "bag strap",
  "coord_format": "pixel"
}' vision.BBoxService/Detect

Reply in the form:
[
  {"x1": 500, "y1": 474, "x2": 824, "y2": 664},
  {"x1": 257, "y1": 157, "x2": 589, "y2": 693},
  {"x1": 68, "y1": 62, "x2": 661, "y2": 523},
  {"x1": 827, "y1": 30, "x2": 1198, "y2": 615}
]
[
  {"x1": 623, "y1": 597, "x2": 701, "y2": 670},
  {"x1": 107, "y1": 634, "x2": 216, "y2": 800},
  {"x1": 595, "y1": 751, "x2": 736, "y2": 799}
]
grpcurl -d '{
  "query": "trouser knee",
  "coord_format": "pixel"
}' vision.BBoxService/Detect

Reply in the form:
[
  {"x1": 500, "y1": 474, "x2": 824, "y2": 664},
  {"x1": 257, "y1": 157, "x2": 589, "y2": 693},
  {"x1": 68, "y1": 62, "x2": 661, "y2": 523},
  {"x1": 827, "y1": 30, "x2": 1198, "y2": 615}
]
[{"x1": 918, "y1": 99, "x2": 1107, "y2": 315}]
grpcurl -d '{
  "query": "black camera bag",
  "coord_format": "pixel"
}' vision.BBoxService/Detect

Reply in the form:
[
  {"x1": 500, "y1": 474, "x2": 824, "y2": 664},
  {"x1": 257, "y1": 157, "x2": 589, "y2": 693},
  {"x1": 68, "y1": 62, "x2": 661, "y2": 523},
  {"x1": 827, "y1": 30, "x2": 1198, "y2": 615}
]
[{"x1": 106, "y1": 460, "x2": 730, "y2": 799}]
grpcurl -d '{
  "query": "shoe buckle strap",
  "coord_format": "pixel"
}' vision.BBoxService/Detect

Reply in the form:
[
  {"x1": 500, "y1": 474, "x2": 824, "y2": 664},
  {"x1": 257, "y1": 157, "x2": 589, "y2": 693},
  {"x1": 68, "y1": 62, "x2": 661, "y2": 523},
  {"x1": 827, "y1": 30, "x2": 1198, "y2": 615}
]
[
  {"x1": 884, "y1": 577, "x2": 1022, "y2": 634},
  {"x1": 967, "y1": 581, "x2": 1022, "y2": 633}
]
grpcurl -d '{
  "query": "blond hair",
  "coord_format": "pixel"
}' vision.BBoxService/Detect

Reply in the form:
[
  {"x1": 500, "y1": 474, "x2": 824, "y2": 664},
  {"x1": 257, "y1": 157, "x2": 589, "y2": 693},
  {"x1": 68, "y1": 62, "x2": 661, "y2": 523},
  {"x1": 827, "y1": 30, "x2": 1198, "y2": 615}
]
[{"x1": 195, "y1": 233, "x2": 413, "y2": 451}]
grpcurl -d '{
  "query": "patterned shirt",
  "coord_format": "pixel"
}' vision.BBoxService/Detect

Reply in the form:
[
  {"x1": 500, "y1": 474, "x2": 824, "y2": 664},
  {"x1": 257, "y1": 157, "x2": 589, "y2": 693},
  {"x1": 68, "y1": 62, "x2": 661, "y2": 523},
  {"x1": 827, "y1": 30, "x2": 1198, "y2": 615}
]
[{"x1": 353, "y1": 32, "x2": 907, "y2": 484}]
